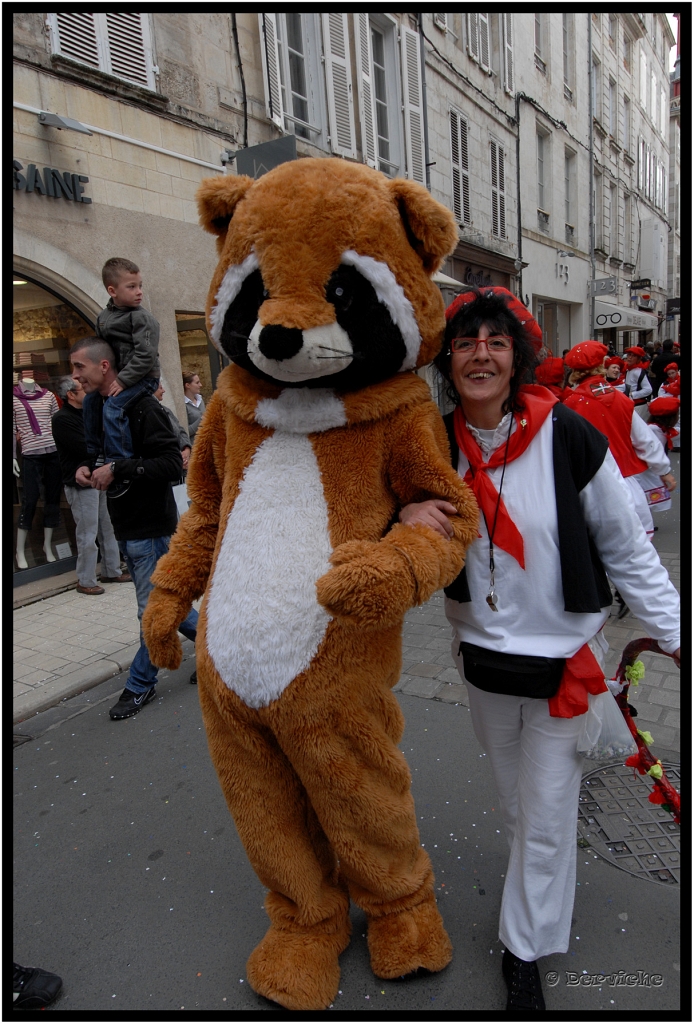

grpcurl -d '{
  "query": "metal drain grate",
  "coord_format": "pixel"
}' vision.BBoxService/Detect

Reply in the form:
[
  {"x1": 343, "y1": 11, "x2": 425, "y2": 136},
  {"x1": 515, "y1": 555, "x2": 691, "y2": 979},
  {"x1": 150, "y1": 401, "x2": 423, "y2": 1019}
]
[{"x1": 577, "y1": 761, "x2": 680, "y2": 885}]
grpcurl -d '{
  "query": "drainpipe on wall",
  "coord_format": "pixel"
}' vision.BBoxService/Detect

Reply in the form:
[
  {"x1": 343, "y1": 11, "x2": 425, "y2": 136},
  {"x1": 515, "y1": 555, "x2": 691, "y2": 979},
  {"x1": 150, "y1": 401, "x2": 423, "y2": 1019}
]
[
  {"x1": 418, "y1": 15, "x2": 431, "y2": 191},
  {"x1": 515, "y1": 91, "x2": 523, "y2": 300},
  {"x1": 588, "y1": 15, "x2": 596, "y2": 337}
]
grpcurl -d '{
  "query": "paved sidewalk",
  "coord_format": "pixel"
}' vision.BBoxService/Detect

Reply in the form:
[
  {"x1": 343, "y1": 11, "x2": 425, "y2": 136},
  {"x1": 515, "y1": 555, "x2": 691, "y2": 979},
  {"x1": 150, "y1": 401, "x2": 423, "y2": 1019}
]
[{"x1": 14, "y1": 542, "x2": 680, "y2": 753}]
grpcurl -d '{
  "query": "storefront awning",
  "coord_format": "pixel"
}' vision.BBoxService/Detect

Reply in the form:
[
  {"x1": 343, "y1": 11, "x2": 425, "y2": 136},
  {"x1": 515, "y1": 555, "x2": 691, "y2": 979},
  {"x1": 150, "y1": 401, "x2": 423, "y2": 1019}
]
[{"x1": 594, "y1": 301, "x2": 659, "y2": 331}]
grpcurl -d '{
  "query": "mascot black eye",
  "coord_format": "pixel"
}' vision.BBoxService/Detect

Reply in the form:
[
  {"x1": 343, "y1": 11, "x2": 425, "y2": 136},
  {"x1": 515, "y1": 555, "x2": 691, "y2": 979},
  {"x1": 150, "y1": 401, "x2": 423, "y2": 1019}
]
[
  {"x1": 326, "y1": 271, "x2": 353, "y2": 313},
  {"x1": 219, "y1": 269, "x2": 266, "y2": 361}
]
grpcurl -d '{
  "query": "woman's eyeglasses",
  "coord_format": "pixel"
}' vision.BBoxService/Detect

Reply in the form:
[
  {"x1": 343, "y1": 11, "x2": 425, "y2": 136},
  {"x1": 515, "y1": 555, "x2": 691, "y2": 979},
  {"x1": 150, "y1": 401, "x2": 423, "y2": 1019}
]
[{"x1": 451, "y1": 335, "x2": 513, "y2": 353}]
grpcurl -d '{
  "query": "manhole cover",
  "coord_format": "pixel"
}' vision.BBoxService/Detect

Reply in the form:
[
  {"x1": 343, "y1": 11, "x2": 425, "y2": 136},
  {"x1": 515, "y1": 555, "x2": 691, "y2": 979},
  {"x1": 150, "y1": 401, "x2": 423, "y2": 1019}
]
[{"x1": 577, "y1": 761, "x2": 680, "y2": 885}]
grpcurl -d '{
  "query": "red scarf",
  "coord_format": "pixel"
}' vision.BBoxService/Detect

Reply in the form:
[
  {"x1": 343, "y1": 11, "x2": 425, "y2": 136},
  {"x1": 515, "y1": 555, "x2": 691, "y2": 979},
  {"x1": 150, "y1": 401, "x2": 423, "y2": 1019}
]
[
  {"x1": 549, "y1": 643, "x2": 608, "y2": 718},
  {"x1": 662, "y1": 427, "x2": 679, "y2": 451},
  {"x1": 663, "y1": 378, "x2": 680, "y2": 398},
  {"x1": 453, "y1": 386, "x2": 558, "y2": 569}
]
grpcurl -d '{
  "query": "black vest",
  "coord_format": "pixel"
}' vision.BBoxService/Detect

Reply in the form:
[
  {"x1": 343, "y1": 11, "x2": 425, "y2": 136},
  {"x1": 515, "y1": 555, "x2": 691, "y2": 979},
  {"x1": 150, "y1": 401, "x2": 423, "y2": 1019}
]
[{"x1": 443, "y1": 404, "x2": 613, "y2": 613}]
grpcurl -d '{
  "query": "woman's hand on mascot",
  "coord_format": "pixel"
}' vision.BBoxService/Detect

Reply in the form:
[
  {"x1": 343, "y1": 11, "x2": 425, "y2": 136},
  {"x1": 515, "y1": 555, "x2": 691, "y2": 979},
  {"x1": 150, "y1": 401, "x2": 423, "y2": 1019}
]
[
  {"x1": 316, "y1": 540, "x2": 416, "y2": 629},
  {"x1": 399, "y1": 499, "x2": 457, "y2": 540},
  {"x1": 141, "y1": 588, "x2": 186, "y2": 670}
]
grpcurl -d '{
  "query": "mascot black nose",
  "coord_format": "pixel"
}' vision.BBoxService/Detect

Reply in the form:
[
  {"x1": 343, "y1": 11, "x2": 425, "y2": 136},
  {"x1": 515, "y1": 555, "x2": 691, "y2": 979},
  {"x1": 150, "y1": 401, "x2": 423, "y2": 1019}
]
[{"x1": 258, "y1": 325, "x2": 304, "y2": 362}]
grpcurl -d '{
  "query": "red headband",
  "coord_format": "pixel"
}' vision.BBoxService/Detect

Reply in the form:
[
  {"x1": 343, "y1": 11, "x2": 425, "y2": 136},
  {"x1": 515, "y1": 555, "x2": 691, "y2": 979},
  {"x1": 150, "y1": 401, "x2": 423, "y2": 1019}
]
[
  {"x1": 665, "y1": 362, "x2": 679, "y2": 374},
  {"x1": 564, "y1": 341, "x2": 608, "y2": 371},
  {"x1": 648, "y1": 396, "x2": 680, "y2": 416},
  {"x1": 445, "y1": 287, "x2": 543, "y2": 352}
]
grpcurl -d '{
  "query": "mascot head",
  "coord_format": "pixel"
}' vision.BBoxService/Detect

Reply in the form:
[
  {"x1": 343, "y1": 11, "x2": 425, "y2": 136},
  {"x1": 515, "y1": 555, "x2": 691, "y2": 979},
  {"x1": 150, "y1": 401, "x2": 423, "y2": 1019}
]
[{"x1": 197, "y1": 159, "x2": 458, "y2": 391}]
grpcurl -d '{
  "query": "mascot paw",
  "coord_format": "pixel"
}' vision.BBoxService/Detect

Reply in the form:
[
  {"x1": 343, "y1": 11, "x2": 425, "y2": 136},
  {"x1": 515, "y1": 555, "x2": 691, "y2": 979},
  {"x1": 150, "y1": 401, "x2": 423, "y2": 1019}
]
[
  {"x1": 367, "y1": 897, "x2": 452, "y2": 979},
  {"x1": 246, "y1": 925, "x2": 350, "y2": 1012},
  {"x1": 141, "y1": 588, "x2": 186, "y2": 670},
  {"x1": 316, "y1": 542, "x2": 415, "y2": 629}
]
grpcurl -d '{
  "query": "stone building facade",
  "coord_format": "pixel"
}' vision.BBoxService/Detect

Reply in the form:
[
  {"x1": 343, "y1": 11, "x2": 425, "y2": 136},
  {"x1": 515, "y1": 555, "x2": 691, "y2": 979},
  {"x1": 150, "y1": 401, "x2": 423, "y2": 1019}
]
[{"x1": 12, "y1": 13, "x2": 675, "y2": 579}]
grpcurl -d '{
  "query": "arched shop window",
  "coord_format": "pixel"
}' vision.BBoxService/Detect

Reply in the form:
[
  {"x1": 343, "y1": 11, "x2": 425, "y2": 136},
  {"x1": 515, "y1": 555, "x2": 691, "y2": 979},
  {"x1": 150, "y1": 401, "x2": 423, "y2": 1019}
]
[{"x1": 13, "y1": 274, "x2": 93, "y2": 582}]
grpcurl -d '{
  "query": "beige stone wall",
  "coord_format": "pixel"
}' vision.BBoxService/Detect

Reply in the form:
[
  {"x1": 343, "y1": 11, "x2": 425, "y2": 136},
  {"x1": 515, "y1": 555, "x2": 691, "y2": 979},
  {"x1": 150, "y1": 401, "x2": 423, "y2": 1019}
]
[{"x1": 13, "y1": 65, "x2": 223, "y2": 425}]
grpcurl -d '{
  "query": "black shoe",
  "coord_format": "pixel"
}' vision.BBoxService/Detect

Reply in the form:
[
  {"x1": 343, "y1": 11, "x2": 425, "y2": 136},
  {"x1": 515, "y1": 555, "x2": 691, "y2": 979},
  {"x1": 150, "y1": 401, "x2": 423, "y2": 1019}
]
[
  {"x1": 189, "y1": 670, "x2": 197, "y2": 685},
  {"x1": 13, "y1": 963, "x2": 63, "y2": 1009},
  {"x1": 107, "y1": 480, "x2": 131, "y2": 499},
  {"x1": 109, "y1": 686, "x2": 156, "y2": 720},
  {"x1": 502, "y1": 950, "x2": 546, "y2": 1012}
]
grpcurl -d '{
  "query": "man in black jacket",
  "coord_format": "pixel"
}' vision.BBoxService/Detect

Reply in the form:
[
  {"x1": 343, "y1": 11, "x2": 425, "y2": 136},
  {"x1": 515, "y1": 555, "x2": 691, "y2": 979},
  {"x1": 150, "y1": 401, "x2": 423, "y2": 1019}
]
[
  {"x1": 52, "y1": 376, "x2": 129, "y2": 595},
  {"x1": 71, "y1": 337, "x2": 198, "y2": 720}
]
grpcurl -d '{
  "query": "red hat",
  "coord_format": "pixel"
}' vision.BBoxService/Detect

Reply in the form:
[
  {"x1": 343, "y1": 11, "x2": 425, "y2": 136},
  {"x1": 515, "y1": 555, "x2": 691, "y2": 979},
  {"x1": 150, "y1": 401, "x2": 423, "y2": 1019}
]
[
  {"x1": 665, "y1": 362, "x2": 679, "y2": 374},
  {"x1": 534, "y1": 356, "x2": 565, "y2": 385},
  {"x1": 445, "y1": 287, "x2": 543, "y2": 352},
  {"x1": 605, "y1": 356, "x2": 625, "y2": 369},
  {"x1": 564, "y1": 341, "x2": 608, "y2": 370},
  {"x1": 648, "y1": 396, "x2": 680, "y2": 416},
  {"x1": 624, "y1": 346, "x2": 647, "y2": 358}
]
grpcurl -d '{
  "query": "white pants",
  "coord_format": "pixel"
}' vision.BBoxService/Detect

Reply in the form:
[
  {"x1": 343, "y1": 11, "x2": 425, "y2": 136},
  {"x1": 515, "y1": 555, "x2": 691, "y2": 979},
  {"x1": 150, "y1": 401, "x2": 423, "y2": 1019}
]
[
  {"x1": 625, "y1": 474, "x2": 654, "y2": 537},
  {"x1": 64, "y1": 485, "x2": 122, "y2": 588},
  {"x1": 456, "y1": 649, "x2": 585, "y2": 961}
]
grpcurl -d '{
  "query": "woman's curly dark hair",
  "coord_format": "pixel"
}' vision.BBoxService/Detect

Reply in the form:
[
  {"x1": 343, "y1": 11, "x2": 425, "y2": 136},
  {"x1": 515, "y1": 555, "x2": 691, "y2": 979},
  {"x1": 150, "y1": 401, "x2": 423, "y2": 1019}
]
[{"x1": 433, "y1": 289, "x2": 540, "y2": 415}]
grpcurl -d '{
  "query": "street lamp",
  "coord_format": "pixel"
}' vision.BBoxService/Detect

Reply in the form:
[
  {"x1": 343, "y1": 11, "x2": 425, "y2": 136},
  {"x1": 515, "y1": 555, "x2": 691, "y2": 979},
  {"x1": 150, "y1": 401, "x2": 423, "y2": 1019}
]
[{"x1": 37, "y1": 111, "x2": 92, "y2": 135}]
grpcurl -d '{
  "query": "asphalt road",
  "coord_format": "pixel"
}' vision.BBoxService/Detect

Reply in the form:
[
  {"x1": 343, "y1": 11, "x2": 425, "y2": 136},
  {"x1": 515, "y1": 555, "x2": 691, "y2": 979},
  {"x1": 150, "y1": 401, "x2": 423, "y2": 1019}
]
[{"x1": 14, "y1": 656, "x2": 681, "y2": 1016}]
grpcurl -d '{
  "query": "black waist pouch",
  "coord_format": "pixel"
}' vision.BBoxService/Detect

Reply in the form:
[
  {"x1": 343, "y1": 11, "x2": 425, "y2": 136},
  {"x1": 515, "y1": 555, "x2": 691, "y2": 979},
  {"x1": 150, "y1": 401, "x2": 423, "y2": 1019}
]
[{"x1": 458, "y1": 642, "x2": 565, "y2": 699}]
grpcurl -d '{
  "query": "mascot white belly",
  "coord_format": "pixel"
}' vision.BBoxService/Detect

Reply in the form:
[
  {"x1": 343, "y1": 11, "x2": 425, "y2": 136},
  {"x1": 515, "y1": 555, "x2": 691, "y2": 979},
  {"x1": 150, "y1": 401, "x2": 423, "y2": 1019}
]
[{"x1": 206, "y1": 430, "x2": 332, "y2": 708}]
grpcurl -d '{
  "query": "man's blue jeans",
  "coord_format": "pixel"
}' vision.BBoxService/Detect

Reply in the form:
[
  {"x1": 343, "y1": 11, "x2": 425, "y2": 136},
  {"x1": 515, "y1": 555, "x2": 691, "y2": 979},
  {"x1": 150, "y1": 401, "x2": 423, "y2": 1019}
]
[
  {"x1": 83, "y1": 377, "x2": 159, "y2": 460},
  {"x1": 119, "y1": 535, "x2": 198, "y2": 694}
]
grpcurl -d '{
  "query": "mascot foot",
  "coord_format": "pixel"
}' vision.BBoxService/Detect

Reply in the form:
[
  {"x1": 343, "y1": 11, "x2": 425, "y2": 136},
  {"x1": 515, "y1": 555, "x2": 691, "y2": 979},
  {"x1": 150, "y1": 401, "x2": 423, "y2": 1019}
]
[
  {"x1": 367, "y1": 897, "x2": 453, "y2": 980},
  {"x1": 246, "y1": 924, "x2": 350, "y2": 1012}
]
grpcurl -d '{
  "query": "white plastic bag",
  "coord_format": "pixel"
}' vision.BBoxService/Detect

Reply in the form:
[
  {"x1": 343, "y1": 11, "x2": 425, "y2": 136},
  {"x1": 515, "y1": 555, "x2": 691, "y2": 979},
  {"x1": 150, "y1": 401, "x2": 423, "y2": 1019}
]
[{"x1": 577, "y1": 690, "x2": 637, "y2": 761}]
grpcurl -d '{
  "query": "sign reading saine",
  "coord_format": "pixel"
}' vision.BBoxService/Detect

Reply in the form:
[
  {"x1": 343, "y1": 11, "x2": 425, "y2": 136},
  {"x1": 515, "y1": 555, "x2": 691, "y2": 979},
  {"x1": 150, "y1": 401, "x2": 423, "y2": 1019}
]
[{"x1": 13, "y1": 160, "x2": 91, "y2": 203}]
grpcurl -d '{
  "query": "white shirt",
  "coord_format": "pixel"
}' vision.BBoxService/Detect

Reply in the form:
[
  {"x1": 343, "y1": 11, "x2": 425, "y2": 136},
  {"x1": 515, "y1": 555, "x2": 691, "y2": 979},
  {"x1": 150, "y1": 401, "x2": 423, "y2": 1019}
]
[
  {"x1": 445, "y1": 412, "x2": 680, "y2": 657},
  {"x1": 616, "y1": 366, "x2": 653, "y2": 402},
  {"x1": 184, "y1": 393, "x2": 203, "y2": 407},
  {"x1": 630, "y1": 409, "x2": 671, "y2": 476}
]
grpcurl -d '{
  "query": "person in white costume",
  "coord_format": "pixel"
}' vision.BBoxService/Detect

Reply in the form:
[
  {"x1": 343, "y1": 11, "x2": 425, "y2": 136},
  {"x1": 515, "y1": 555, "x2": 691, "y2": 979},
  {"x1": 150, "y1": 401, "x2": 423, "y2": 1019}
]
[{"x1": 398, "y1": 288, "x2": 680, "y2": 1013}]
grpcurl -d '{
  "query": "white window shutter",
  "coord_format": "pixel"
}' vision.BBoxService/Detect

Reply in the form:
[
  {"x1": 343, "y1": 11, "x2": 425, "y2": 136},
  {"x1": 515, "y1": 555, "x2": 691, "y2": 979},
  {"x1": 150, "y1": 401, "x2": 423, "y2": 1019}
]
[
  {"x1": 498, "y1": 145, "x2": 506, "y2": 238},
  {"x1": 503, "y1": 14, "x2": 514, "y2": 94},
  {"x1": 450, "y1": 110, "x2": 470, "y2": 224},
  {"x1": 259, "y1": 14, "x2": 284, "y2": 129},
  {"x1": 433, "y1": 14, "x2": 448, "y2": 31},
  {"x1": 321, "y1": 13, "x2": 357, "y2": 159},
  {"x1": 353, "y1": 14, "x2": 378, "y2": 168},
  {"x1": 51, "y1": 13, "x2": 100, "y2": 68},
  {"x1": 491, "y1": 141, "x2": 499, "y2": 236},
  {"x1": 479, "y1": 14, "x2": 491, "y2": 73},
  {"x1": 467, "y1": 14, "x2": 479, "y2": 61},
  {"x1": 401, "y1": 25, "x2": 426, "y2": 185},
  {"x1": 103, "y1": 14, "x2": 152, "y2": 88}
]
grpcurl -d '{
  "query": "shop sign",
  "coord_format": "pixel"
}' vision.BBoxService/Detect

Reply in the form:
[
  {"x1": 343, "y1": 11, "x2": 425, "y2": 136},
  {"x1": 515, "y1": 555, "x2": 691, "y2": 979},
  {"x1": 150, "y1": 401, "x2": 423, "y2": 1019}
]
[
  {"x1": 464, "y1": 266, "x2": 493, "y2": 288},
  {"x1": 13, "y1": 160, "x2": 91, "y2": 203},
  {"x1": 590, "y1": 277, "x2": 618, "y2": 296},
  {"x1": 629, "y1": 278, "x2": 651, "y2": 289},
  {"x1": 666, "y1": 297, "x2": 681, "y2": 316},
  {"x1": 638, "y1": 297, "x2": 656, "y2": 310}
]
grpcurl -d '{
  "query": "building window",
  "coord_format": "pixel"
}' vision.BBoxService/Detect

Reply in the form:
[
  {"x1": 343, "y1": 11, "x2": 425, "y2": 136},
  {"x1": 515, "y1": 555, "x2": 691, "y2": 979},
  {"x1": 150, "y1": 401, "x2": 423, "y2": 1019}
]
[
  {"x1": 623, "y1": 32, "x2": 632, "y2": 74},
  {"x1": 564, "y1": 148, "x2": 576, "y2": 232},
  {"x1": 562, "y1": 14, "x2": 574, "y2": 98},
  {"x1": 47, "y1": 13, "x2": 156, "y2": 89},
  {"x1": 467, "y1": 14, "x2": 491, "y2": 73},
  {"x1": 502, "y1": 14, "x2": 514, "y2": 95},
  {"x1": 609, "y1": 79, "x2": 617, "y2": 138},
  {"x1": 623, "y1": 96, "x2": 631, "y2": 152},
  {"x1": 534, "y1": 14, "x2": 547, "y2": 73},
  {"x1": 591, "y1": 56, "x2": 601, "y2": 120},
  {"x1": 639, "y1": 45, "x2": 648, "y2": 109},
  {"x1": 624, "y1": 193, "x2": 632, "y2": 262},
  {"x1": 490, "y1": 140, "x2": 506, "y2": 239},
  {"x1": 353, "y1": 15, "x2": 423, "y2": 182},
  {"x1": 594, "y1": 171, "x2": 604, "y2": 251},
  {"x1": 660, "y1": 85, "x2": 668, "y2": 138},
  {"x1": 607, "y1": 183, "x2": 616, "y2": 255},
  {"x1": 537, "y1": 131, "x2": 547, "y2": 213},
  {"x1": 450, "y1": 110, "x2": 471, "y2": 224},
  {"x1": 277, "y1": 13, "x2": 311, "y2": 138},
  {"x1": 609, "y1": 15, "x2": 618, "y2": 52}
]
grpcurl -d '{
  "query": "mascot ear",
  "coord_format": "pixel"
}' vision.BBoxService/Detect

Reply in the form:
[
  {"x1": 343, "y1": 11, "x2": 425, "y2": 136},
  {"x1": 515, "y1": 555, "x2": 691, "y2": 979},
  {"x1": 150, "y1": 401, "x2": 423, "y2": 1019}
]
[
  {"x1": 196, "y1": 175, "x2": 254, "y2": 250},
  {"x1": 387, "y1": 179, "x2": 458, "y2": 274}
]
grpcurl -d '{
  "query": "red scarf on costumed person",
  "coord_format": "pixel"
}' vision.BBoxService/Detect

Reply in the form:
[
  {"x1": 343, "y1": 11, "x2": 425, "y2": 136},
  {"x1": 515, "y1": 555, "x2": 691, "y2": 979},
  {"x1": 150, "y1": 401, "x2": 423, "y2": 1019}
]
[{"x1": 453, "y1": 384, "x2": 607, "y2": 717}]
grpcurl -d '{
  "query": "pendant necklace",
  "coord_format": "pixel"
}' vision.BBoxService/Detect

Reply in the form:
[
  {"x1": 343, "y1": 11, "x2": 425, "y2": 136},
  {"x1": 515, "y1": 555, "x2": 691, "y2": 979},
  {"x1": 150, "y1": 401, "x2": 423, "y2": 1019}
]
[{"x1": 479, "y1": 412, "x2": 514, "y2": 612}]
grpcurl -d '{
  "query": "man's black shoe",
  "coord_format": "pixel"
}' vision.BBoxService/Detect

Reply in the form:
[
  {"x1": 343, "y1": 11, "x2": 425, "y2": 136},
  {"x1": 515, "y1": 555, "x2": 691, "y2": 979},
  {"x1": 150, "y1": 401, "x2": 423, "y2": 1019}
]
[
  {"x1": 189, "y1": 670, "x2": 197, "y2": 685},
  {"x1": 13, "y1": 963, "x2": 63, "y2": 1009},
  {"x1": 502, "y1": 949, "x2": 546, "y2": 1012},
  {"x1": 109, "y1": 686, "x2": 156, "y2": 720}
]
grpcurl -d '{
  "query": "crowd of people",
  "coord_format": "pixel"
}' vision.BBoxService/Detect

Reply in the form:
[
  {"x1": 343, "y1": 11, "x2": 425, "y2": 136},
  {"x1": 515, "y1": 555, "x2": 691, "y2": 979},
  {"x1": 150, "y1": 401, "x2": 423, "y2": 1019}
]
[{"x1": 16, "y1": 268, "x2": 680, "y2": 1011}]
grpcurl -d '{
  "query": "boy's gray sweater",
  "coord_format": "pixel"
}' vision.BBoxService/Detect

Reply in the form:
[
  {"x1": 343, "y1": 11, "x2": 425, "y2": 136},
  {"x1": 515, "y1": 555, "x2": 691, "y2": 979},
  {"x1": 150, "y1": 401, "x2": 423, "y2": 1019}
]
[{"x1": 96, "y1": 299, "x2": 161, "y2": 389}]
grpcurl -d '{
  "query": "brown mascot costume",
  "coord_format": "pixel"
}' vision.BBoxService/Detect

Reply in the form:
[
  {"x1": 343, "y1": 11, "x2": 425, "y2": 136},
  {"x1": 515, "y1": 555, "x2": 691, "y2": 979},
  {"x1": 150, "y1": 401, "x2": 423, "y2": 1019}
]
[{"x1": 142, "y1": 157, "x2": 478, "y2": 1011}]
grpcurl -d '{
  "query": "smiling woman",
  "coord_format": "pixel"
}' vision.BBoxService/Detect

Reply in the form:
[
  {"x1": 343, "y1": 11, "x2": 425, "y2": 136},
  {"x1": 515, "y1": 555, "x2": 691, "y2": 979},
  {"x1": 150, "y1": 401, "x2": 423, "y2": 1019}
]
[{"x1": 399, "y1": 286, "x2": 680, "y2": 1011}]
